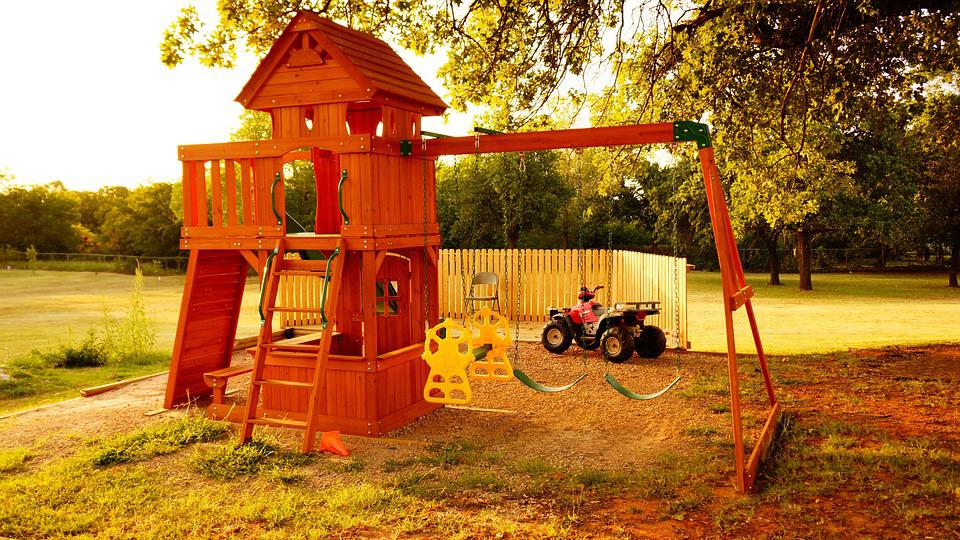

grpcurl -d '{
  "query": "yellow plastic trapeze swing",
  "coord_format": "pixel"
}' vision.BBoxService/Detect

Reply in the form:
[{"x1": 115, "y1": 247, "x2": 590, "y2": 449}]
[{"x1": 422, "y1": 307, "x2": 515, "y2": 404}]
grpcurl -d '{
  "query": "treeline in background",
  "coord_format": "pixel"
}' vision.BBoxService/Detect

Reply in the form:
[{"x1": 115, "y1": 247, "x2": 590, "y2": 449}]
[{"x1": 1, "y1": 97, "x2": 959, "y2": 287}]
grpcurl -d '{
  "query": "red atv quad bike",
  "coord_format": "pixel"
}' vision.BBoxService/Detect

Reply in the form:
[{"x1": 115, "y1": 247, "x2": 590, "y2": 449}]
[{"x1": 540, "y1": 285, "x2": 667, "y2": 363}]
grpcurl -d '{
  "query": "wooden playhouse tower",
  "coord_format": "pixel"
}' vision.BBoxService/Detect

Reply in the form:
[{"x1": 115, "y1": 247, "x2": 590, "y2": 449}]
[{"x1": 164, "y1": 12, "x2": 446, "y2": 448}]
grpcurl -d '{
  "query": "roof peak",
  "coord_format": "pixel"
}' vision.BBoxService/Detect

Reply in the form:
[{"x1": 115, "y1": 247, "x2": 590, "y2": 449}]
[{"x1": 236, "y1": 11, "x2": 447, "y2": 115}]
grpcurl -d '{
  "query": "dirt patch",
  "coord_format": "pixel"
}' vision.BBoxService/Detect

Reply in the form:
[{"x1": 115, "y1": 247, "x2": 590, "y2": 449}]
[{"x1": 0, "y1": 343, "x2": 752, "y2": 474}]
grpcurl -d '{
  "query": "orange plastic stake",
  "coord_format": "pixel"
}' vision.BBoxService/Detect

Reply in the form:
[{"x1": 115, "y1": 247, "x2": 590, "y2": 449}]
[{"x1": 319, "y1": 431, "x2": 350, "y2": 456}]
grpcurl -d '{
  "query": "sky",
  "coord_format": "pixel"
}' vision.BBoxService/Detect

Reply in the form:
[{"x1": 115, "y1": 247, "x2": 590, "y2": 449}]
[{"x1": 0, "y1": 0, "x2": 472, "y2": 191}]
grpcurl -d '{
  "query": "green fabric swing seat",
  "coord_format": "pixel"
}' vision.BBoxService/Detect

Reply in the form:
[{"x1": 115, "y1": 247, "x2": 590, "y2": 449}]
[
  {"x1": 513, "y1": 368, "x2": 589, "y2": 393},
  {"x1": 604, "y1": 372, "x2": 681, "y2": 401}
]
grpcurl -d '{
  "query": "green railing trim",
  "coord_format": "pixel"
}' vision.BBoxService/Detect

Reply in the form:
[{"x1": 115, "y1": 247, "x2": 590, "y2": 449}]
[
  {"x1": 473, "y1": 126, "x2": 504, "y2": 135},
  {"x1": 271, "y1": 173, "x2": 283, "y2": 225},
  {"x1": 319, "y1": 247, "x2": 340, "y2": 329},
  {"x1": 258, "y1": 248, "x2": 278, "y2": 324},
  {"x1": 672, "y1": 121, "x2": 712, "y2": 149},
  {"x1": 337, "y1": 169, "x2": 350, "y2": 226},
  {"x1": 421, "y1": 130, "x2": 452, "y2": 138}
]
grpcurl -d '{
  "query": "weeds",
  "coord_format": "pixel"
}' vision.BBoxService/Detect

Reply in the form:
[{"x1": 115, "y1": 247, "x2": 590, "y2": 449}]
[
  {"x1": 0, "y1": 448, "x2": 31, "y2": 473},
  {"x1": 92, "y1": 416, "x2": 231, "y2": 466},
  {"x1": 677, "y1": 374, "x2": 730, "y2": 399},
  {"x1": 328, "y1": 458, "x2": 366, "y2": 473},
  {"x1": 102, "y1": 265, "x2": 156, "y2": 361},
  {"x1": 683, "y1": 426, "x2": 719, "y2": 437},
  {"x1": 192, "y1": 440, "x2": 313, "y2": 481}
]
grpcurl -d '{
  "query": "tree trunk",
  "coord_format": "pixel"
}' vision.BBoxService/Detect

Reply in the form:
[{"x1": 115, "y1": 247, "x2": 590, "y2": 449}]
[
  {"x1": 797, "y1": 226, "x2": 813, "y2": 291},
  {"x1": 950, "y1": 226, "x2": 959, "y2": 288},
  {"x1": 763, "y1": 229, "x2": 782, "y2": 286},
  {"x1": 506, "y1": 230, "x2": 519, "y2": 250}
]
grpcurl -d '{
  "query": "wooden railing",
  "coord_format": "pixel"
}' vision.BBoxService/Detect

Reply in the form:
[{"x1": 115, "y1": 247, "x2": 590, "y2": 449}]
[
  {"x1": 181, "y1": 157, "x2": 283, "y2": 235},
  {"x1": 275, "y1": 248, "x2": 689, "y2": 347}
]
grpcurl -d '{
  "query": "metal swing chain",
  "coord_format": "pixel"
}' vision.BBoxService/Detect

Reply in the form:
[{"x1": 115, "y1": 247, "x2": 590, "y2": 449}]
[
  {"x1": 421, "y1": 138, "x2": 430, "y2": 331},
  {"x1": 512, "y1": 152, "x2": 526, "y2": 365},
  {"x1": 454, "y1": 159, "x2": 469, "y2": 325},
  {"x1": 606, "y1": 229, "x2": 614, "y2": 305},
  {"x1": 672, "y1": 169, "x2": 683, "y2": 374},
  {"x1": 575, "y1": 149, "x2": 586, "y2": 290},
  {"x1": 572, "y1": 149, "x2": 590, "y2": 372}
]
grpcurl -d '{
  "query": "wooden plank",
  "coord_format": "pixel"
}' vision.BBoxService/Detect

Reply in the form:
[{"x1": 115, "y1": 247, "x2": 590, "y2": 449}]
[
  {"x1": 81, "y1": 370, "x2": 169, "y2": 397},
  {"x1": 257, "y1": 77, "x2": 362, "y2": 98},
  {"x1": 210, "y1": 160, "x2": 223, "y2": 227},
  {"x1": 225, "y1": 160, "x2": 238, "y2": 226},
  {"x1": 194, "y1": 162, "x2": 208, "y2": 227},
  {"x1": 179, "y1": 135, "x2": 369, "y2": 161},
  {"x1": 420, "y1": 124, "x2": 676, "y2": 157},
  {"x1": 248, "y1": 89, "x2": 372, "y2": 111}
]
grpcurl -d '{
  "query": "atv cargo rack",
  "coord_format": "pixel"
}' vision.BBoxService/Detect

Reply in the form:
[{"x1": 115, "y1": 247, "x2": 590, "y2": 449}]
[{"x1": 612, "y1": 301, "x2": 661, "y2": 314}]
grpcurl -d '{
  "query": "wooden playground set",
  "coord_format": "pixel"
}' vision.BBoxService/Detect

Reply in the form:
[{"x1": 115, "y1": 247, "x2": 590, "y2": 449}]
[{"x1": 163, "y1": 10, "x2": 780, "y2": 492}]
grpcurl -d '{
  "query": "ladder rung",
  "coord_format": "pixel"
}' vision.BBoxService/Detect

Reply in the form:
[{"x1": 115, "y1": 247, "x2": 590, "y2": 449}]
[
  {"x1": 253, "y1": 379, "x2": 314, "y2": 388},
  {"x1": 278, "y1": 260, "x2": 329, "y2": 271},
  {"x1": 248, "y1": 417, "x2": 307, "y2": 429},
  {"x1": 268, "y1": 307, "x2": 323, "y2": 313}
]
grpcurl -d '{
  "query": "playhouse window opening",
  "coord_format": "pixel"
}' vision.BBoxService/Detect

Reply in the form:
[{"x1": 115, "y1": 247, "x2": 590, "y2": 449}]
[{"x1": 376, "y1": 280, "x2": 400, "y2": 315}]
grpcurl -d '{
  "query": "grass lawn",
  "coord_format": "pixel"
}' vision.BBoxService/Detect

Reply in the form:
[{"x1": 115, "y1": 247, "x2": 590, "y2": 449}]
[
  {"x1": 0, "y1": 269, "x2": 262, "y2": 361},
  {"x1": 687, "y1": 271, "x2": 960, "y2": 354},
  {"x1": 0, "y1": 270, "x2": 261, "y2": 415}
]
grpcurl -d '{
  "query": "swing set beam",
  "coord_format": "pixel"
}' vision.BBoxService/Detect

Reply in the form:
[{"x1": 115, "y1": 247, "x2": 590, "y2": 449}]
[{"x1": 405, "y1": 120, "x2": 780, "y2": 493}]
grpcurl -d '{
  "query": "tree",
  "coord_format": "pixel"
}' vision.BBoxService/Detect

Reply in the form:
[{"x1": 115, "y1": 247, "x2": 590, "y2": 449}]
[
  {"x1": 160, "y1": 1, "x2": 622, "y2": 120},
  {"x1": 914, "y1": 91, "x2": 960, "y2": 287},
  {"x1": 0, "y1": 181, "x2": 81, "y2": 252},
  {"x1": 124, "y1": 183, "x2": 183, "y2": 257},
  {"x1": 838, "y1": 107, "x2": 926, "y2": 266},
  {"x1": 615, "y1": 1, "x2": 960, "y2": 289},
  {"x1": 437, "y1": 151, "x2": 572, "y2": 248}
]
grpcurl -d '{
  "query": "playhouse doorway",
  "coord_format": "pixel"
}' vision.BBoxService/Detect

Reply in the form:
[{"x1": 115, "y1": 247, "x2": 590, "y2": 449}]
[{"x1": 280, "y1": 148, "x2": 341, "y2": 235}]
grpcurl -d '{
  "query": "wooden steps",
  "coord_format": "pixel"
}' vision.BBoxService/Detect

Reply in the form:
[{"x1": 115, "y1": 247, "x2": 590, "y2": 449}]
[
  {"x1": 248, "y1": 417, "x2": 308, "y2": 429},
  {"x1": 240, "y1": 238, "x2": 347, "y2": 451}
]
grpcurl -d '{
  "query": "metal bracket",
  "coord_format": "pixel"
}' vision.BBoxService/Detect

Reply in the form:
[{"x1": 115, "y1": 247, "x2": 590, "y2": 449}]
[
  {"x1": 399, "y1": 139, "x2": 413, "y2": 156},
  {"x1": 673, "y1": 121, "x2": 712, "y2": 149}
]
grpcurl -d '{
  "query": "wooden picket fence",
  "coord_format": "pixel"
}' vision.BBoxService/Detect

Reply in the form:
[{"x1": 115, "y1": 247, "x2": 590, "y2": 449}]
[
  {"x1": 439, "y1": 249, "x2": 688, "y2": 347},
  {"x1": 275, "y1": 248, "x2": 689, "y2": 347}
]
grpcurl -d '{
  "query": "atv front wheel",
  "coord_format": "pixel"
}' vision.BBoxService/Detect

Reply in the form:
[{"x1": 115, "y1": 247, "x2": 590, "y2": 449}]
[
  {"x1": 636, "y1": 326, "x2": 667, "y2": 358},
  {"x1": 600, "y1": 327, "x2": 635, "y2": 363},
  {"x1": 541, "y1": 320, "x2": 573, "y2": 354}
]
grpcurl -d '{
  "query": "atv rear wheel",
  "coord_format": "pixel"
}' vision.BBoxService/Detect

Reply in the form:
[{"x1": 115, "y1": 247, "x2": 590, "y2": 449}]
[
  {"x1": 636, "y1": 326, "x2": 667, "y2": 358},
  {"x1": 600, "y1": 326, "x2": 634, "y2": 363},
  {"x1": 541, "y1": 320, "x2": 573, "y2": 354}
]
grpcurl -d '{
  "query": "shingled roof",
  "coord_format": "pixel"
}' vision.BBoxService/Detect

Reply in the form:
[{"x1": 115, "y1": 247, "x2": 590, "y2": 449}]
[{"x1": 236, "y1": 11, "x2": 447, "y2": 115}]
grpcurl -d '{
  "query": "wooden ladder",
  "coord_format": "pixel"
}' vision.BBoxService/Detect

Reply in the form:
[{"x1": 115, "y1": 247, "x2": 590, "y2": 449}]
[{"x1": 239, "y1": 238, "x2": 346, "y2": 452}]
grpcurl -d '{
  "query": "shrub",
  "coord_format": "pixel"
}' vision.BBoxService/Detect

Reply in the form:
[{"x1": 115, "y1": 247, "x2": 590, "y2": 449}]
[{"x1": 37, "y1": 331, "x2": 108, "y2": 369}]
